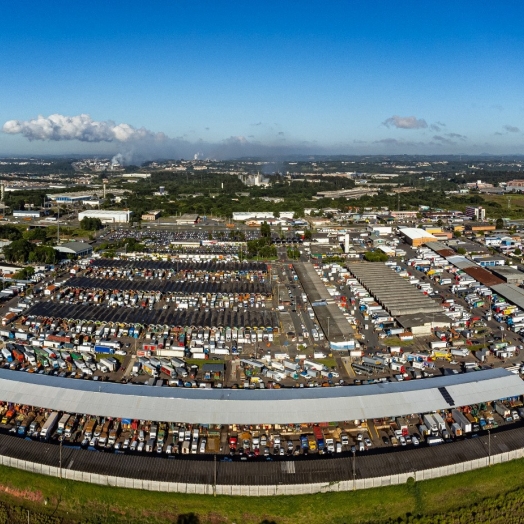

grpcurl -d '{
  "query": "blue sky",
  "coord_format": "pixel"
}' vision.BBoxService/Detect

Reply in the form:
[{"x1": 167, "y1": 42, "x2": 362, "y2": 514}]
[{"x1": 1, "y1": 1, "x2": 524, "y2": 159}]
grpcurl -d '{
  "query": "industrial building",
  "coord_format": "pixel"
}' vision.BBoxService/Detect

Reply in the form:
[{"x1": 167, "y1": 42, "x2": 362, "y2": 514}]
[
  {"x1": 232, "y1": 211, "x2": 274, "y2": 221},
  {"x1": 173, "y1": 214, "x2": 199, "y2": 225},
  {"x1": 12, "y1": 210, "x2": 42, "y2": 219},
  {"x1": 141, "y1": 210, "x2": 161, "y2": 221},
  {"x1": 78, "y1": 210, "x2": 133, "y2": 223}
]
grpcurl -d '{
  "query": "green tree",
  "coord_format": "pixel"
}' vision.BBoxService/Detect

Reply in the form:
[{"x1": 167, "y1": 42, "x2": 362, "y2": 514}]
[
  {"x1": 496, "y1": 218, "x2": 504, "y2": 229},
  {"x1": 363, "y1": 250, "x2": 388, "y2": 262},
  {"x1": 13, "y1": 266, "x2": 35, "y2": 280},
  {"x1": 260, "y1": 221, "x2": 271, "y2": 238},
  {"x1": 80, "y1": 217, "x2": 103, "y2": 231},
  {"x1": 303, "y1": 229, "x2": 313, "y2": 241},
  {"x1": 3, "y1": 239, "x2": 33, "y2": 263},
  {"x1": 23, "y1": 228, "x2": 48, "y2": 242}
]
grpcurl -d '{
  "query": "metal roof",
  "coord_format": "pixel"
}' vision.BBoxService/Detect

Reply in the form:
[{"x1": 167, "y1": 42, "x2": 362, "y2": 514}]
[
  {"x1": 445, "y1": 255, "x2": 475, "y2": 269},
  {"x1": 492, "y1": 283, "x2": 524, "y2": 310},
  {"x1": 0, "y1": 368, "x2": 521, "y2": 425}
]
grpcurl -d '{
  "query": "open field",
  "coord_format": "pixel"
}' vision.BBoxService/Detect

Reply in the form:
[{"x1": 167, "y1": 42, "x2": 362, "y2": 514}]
[{"x1": 1, "y1": 459, "x2": 524, "y2": 523}]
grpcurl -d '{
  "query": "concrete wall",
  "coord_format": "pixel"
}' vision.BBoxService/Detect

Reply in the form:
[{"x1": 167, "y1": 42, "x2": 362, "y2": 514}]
[{"x1": 1, "y1": 446, "x2": 524, "y2": 496}]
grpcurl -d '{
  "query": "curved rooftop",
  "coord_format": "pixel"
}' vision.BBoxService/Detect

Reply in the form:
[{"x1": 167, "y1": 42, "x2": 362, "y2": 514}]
[{"x1": 0, "y1": 368, "x2": 522, "y2": 424}]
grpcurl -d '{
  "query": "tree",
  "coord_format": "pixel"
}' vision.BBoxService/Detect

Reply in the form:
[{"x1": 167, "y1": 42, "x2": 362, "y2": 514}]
[
  {"x1": 496, "y1": 218, "x2": 504, "y2": 230},
  {"x1": 3, "y1": 239, "x2": 33, "y2": 263},
  {"x1": 23, "y1": 228, "x2": 47, "y2": 242},
  {"x1": 80, "y1": 217, "x2": 103, "y2": 231},
  {"x1": 363, "y1": 250, "x2": 388, "y2": 262},
  {"x1": 260, "y1": 221, "x2": 271, "y2": 238},
  {"x1": 456, "y1": 247, "x2": 467, "y2": 255},
  {"x1": 453, "y1": 230, "x2": 462, "y2": 238},
  {"x1": 303, "y1": 229, "x2": 313, "y2": 241},
  {"x1": 13, "y1": 266, "x2": 35, "y2": 280}
]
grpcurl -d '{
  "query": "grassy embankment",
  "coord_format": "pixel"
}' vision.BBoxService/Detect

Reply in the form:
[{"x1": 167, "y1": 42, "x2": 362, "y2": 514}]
[{"x1": 1, "y1": 458, "x2": 524, "y2": 523}]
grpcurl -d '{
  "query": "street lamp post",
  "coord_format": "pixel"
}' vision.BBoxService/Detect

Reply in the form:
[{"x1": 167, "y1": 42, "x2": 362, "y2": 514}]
[
  {"x1": 352, "y1": 448, "x2": 356, "y2": 491},
  {"x1": 327, "y1": 316, "x2": 330, "y2": 341}
]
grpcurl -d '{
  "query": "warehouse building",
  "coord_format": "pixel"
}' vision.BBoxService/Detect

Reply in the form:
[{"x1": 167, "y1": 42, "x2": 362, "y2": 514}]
[
  {"x1": 347, "y1": 262, "x2": 450, "y2": 334},
  {"x1": 54, "y1": 241, "x2": 93, "y2": 258},
  {"x1": 398, "y1": 227, "x2": 437, "y2": 247},
  {"x1": 48, "y1": 193, "x2": 94, "y2": 204},
  {"x1": 0, "y1": 368, "x2": 520, "y2": 425},
  {"x1": 78, "y1": 210, "x2": 133, "y2": 223}
]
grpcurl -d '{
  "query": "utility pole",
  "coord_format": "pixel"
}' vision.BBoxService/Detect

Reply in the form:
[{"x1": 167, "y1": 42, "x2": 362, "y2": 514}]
[
  {"x1": 488, "y1": 429, "x2": 491, "y2": 466},
  {"x1": 59, "y1": 437, "x2": 63, "y2": 478}
]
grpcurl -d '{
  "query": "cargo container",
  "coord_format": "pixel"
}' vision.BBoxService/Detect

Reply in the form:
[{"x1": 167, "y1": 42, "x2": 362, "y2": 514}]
[{"x1": 94, "y1": 345, "x2": 115, "y2": 355}]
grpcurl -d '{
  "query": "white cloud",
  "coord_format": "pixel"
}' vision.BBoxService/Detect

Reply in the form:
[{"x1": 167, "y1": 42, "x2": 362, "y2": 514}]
[
  {"x1": 382, "y1": 115, "x2": 428, "y2": 129},
  {"x1": 2, "y1": 113, "x2": 166, "y2": 143}
]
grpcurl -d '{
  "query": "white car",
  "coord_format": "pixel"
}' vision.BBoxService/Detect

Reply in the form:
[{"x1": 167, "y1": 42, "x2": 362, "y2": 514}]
[
  {"x1": 123, "y1": 438, "x2": 130, "y2": 449},
  {"x1": 399, "y1": 436, "x2": 407, "y2": 446},
  {"x1": 199, "y1": 439, "x2": 207, "y2": 453},
  {"x1": 412, "y1": 436, "x2": 420, "y2": 446},
  {"x1": 341, "y1": 434, "x2": 349, "y2": 446},
  {"x1": 137, "y1": 441, "x2": 145, "y2": 452},
  {"x1": 364, "y1": 438, "x2": 372, "y2": 448},
  {"x1": 166, "y1": 444, "x2": 173, "y2": 455},
  {"x1": 115, "y1": 350, "x2": 127, "y2": 356},
  {"x1": 336, "y1": 442, "x2": 342, "y2": 453}
]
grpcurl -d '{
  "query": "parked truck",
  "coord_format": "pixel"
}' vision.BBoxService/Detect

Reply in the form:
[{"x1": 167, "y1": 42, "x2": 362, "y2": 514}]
[
  {"x1": 452, "y1": 409, "x2": 472, "y2": 433},
  {"x1": 423, "y1": 414, "x2": 438, "y2": 433},
  {"x1": 40, "y1": 411, "x2": 60, "y2": 440},
  {"x1": 494, "y1": 402, "x2": 511, "y2": 419}
]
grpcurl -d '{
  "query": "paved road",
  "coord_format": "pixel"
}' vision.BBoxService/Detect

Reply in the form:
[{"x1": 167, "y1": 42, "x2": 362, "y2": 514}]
[{"x1": 0, "y1": 424, "x2": 523, "y2": 486}]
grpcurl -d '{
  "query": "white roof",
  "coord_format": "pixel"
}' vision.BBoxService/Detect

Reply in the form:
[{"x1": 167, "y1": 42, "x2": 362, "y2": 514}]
[
  {"x1": 399, "y1": 228, "x2": 438, "y2": 240},
  {"x1": 0, "y1": 369, "x2": 521, "y2": 425}
]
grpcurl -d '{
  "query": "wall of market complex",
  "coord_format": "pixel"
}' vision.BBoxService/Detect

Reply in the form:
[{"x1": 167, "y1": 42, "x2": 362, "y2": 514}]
[{"x1": 0, "y1": 431, "x2": 523, "y2": 495}]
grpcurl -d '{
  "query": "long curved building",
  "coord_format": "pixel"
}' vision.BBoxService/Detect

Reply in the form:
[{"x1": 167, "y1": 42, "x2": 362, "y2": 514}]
[{"x1": 0, "y1": 368, "x2": 522, "y2": 425}]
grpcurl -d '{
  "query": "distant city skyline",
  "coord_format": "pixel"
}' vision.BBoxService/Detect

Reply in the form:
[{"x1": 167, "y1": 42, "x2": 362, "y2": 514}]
[{"x1": 1, "y1": 1, "x2": 523, "y2": 160}]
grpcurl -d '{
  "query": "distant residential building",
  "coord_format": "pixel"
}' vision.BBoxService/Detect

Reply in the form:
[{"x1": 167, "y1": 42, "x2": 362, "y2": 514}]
[
  {"x1": 122, "y1": 173, "x2": 151, "y2": 179},
  {"x1": 389, "y1": 210, "x2": 418, "y2": 220},
  {"x1": 465, "y1": 206, "x2": 486, "y2": 221}
]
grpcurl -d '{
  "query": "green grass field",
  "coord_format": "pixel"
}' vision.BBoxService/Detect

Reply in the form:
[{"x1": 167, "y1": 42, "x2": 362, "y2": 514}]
[{"x1": 1, "y1": 458, "x2": 524, "y2": 523}]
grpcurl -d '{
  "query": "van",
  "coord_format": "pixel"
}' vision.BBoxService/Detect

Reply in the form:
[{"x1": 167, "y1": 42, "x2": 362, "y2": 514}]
[{"x1": 358, "y1": 441, "x2": 365, "y2": 452}]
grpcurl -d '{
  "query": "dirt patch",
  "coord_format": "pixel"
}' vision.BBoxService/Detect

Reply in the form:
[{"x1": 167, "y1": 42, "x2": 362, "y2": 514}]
[{"x1": 0, "y1": 483, "x2": 44, "y2": 503}]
